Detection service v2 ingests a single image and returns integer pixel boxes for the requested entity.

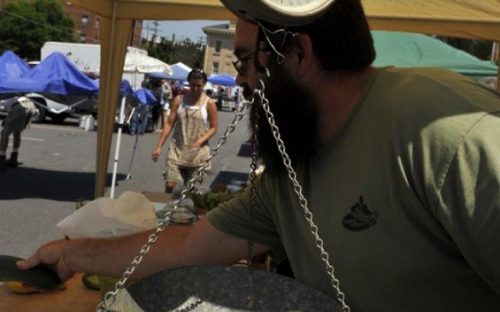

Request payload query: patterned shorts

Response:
[164,161,200,185]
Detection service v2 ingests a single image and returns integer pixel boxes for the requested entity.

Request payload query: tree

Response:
[0,0,74,61]
[145,36,205,69]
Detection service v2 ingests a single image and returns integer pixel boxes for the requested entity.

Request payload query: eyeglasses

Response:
[232,49,269,76]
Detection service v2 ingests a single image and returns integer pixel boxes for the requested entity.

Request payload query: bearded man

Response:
[18,0,500,311]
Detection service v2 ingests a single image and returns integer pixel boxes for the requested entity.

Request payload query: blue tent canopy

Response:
[0,51,30,81]
[0,52,98,95]
[373,31,498,79]
[208,74,236,86]
[120,79,133,96]
[133,88,157,105]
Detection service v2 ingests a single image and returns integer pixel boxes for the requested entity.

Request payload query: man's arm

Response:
[17,218,272,281]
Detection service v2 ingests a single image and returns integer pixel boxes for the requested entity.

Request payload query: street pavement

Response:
[0,110,252,258]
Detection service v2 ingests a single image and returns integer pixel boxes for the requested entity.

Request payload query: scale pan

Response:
[127,265,342,311]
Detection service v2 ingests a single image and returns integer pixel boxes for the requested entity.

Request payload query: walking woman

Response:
[152,69,218,193]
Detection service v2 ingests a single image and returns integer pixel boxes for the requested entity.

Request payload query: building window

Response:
[215,40,222,53]
[81,15,88,27]
[212,62,219,74]
[80,33,87,42]
[95,18,100,29]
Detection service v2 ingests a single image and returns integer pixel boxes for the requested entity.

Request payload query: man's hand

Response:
[16,240,75,282]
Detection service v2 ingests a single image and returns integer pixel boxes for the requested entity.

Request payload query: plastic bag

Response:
[56,191,158,239]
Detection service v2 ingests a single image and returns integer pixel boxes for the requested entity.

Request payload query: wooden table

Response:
[0,273,101,312]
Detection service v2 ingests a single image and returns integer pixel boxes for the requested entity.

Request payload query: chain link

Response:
[255,80,351,312]
[97,103,251,312]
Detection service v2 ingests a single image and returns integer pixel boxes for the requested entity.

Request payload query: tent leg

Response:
[110,96,127,199]
[126,132,140,180]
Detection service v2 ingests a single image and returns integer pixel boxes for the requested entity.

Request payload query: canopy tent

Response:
[148,72,170,79]
[0,52,98,95]
[131,88,157,106]
[0,51,30,81]
[165,62,192,81]
[67,0,500,197]
[208,73,236,86]
[119,79,133,96]
[123,53,172,75]
[122,52,172,89]
[373,31,498,79]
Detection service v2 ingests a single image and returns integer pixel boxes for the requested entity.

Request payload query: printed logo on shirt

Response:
[342,196,378,231]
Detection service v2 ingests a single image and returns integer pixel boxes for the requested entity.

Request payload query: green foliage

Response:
[0,0,75,60]
[190,186,244,211]
[145,36,206,69]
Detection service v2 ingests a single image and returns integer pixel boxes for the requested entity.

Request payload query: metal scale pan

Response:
[126,265,342,311]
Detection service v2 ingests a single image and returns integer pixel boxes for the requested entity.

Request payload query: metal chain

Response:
[97,103,251,312]
[255,80,351,312]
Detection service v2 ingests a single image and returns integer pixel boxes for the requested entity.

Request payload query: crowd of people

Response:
[14,0,500,311]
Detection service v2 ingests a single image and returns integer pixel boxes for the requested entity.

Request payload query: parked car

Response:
[0,93,97,123]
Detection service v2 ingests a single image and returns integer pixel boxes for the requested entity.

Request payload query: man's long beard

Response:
[247,64,317,176]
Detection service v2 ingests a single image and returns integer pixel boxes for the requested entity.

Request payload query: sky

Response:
[143,20,229,43]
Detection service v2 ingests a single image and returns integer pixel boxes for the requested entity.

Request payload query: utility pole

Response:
[143,22,155,44]
[148,20,160,44]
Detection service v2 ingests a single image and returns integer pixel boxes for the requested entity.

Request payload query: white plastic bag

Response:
[56,191,158,239]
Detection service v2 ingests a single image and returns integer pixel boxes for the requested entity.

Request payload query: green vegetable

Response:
[189,186,244,211]
[81,273,101,290]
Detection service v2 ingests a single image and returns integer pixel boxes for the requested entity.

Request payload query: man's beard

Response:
[246,64,318,176]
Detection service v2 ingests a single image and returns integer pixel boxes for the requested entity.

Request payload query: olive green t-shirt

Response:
[208,67,500,312]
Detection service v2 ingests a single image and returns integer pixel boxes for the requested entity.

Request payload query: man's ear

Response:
[291,34,315,78]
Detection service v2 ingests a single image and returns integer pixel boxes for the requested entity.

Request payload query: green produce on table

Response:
[190,184,245,211]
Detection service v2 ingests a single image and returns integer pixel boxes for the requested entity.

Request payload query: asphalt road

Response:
[0,110,252,258]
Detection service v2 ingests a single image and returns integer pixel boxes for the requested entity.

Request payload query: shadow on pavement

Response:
[237,141,252,158]
[0,167,126,202]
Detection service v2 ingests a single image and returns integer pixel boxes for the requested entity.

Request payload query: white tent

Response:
[166,62,192,81]
[124,53,172,75]
[122,53,173,89]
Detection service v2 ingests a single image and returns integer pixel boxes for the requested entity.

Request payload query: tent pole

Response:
[126,131,141,180]
[110,96,127,199]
